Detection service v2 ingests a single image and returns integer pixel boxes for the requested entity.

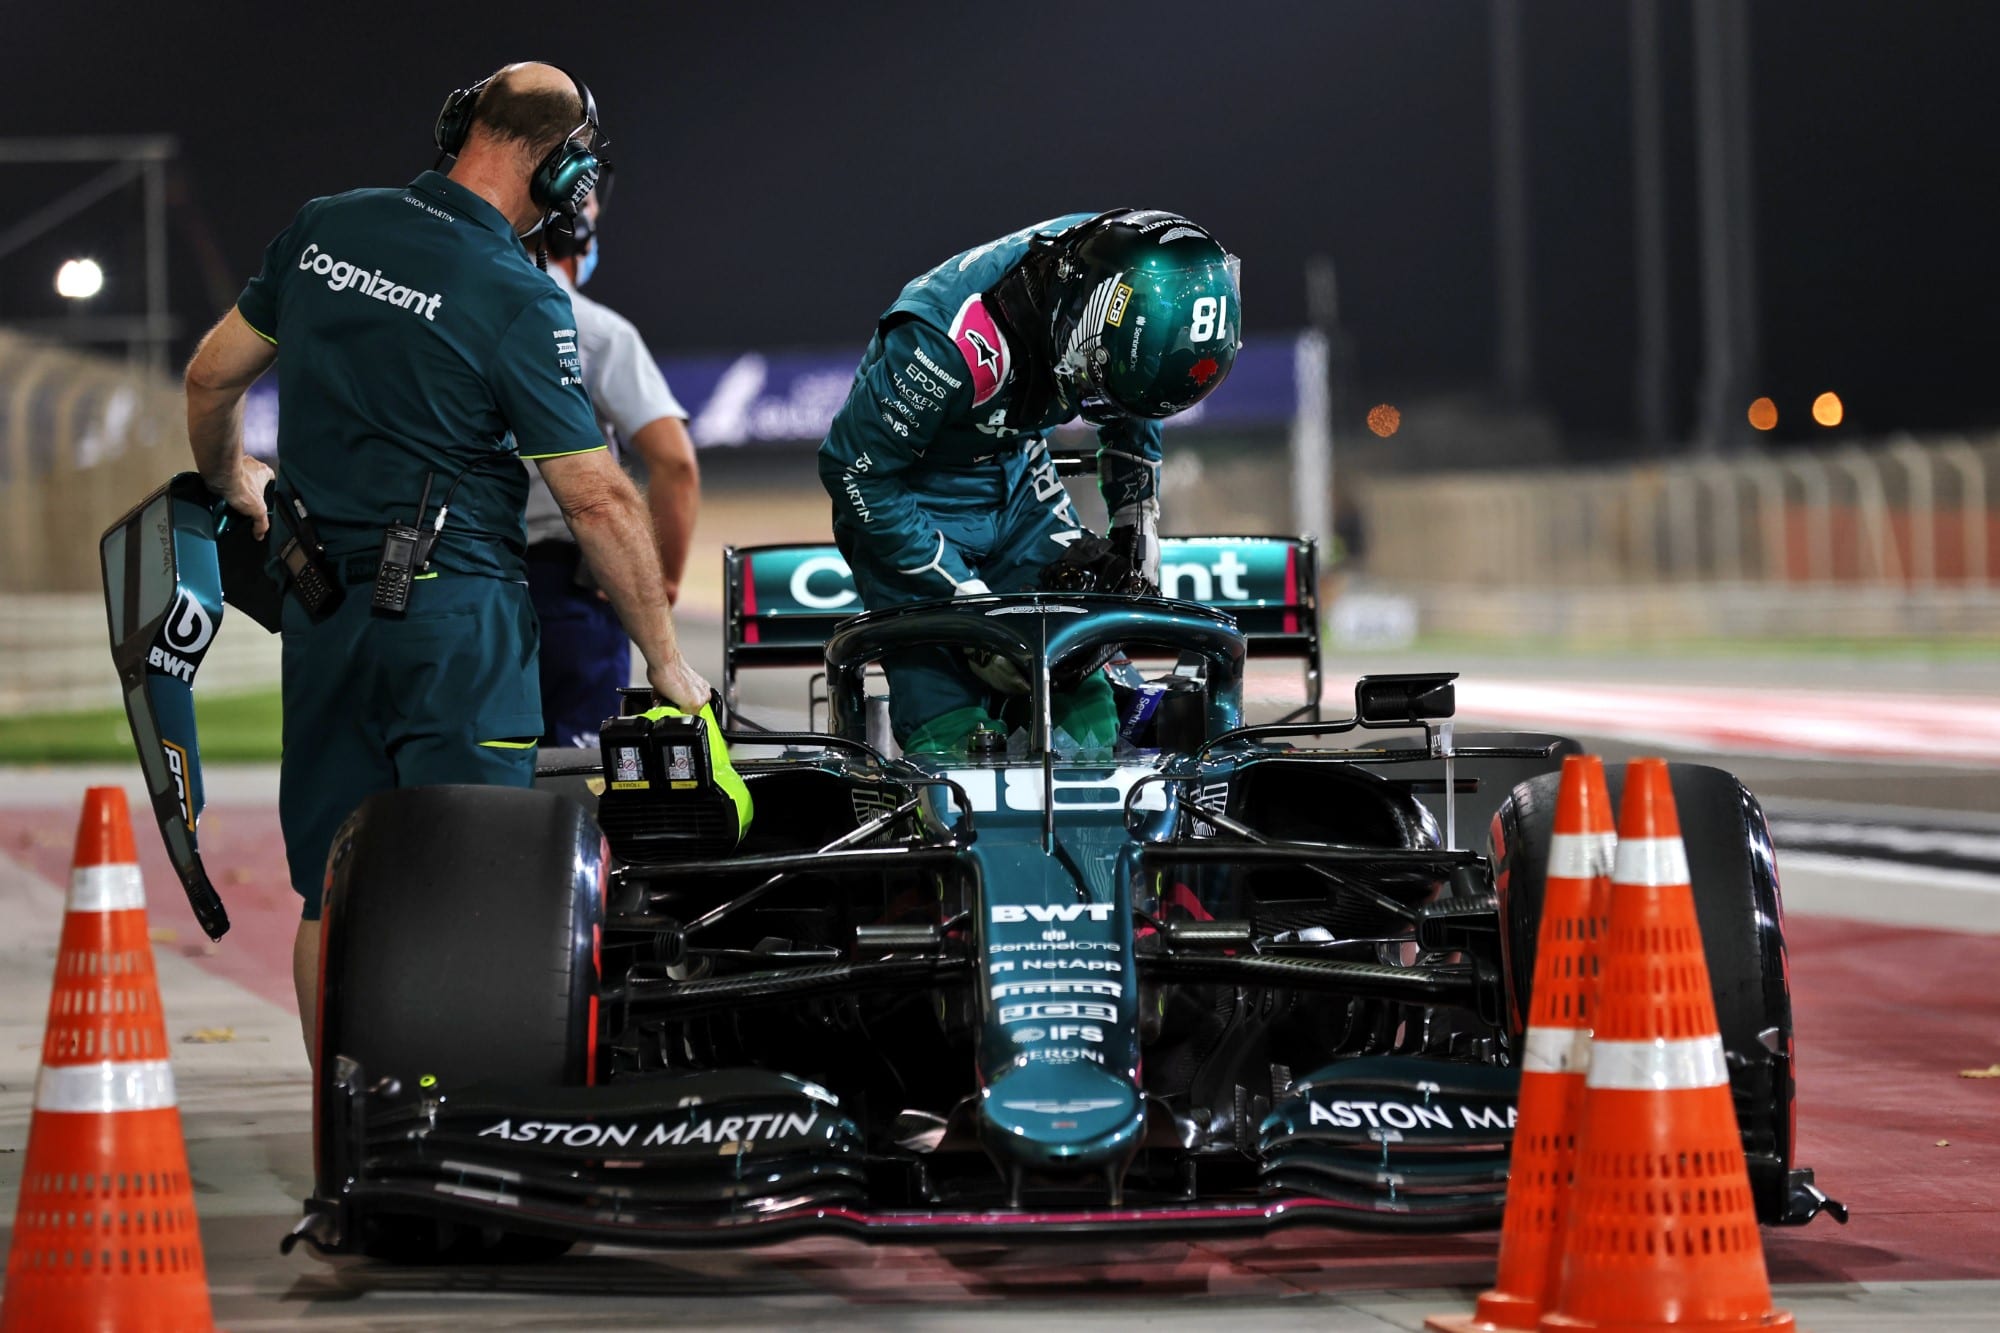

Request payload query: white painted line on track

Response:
[1454,680,2000,768]
[1240,662,2000,768]
[1777,851,2000,933]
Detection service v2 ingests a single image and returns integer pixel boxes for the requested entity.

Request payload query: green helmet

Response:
[1046,210,1242,420]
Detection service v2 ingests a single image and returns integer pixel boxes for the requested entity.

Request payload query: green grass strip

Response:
[0,690,284,764]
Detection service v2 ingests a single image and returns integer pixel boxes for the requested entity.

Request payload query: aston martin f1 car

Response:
[98,491,1838,1261]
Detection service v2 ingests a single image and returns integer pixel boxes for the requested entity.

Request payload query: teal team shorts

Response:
[279,574,542,919]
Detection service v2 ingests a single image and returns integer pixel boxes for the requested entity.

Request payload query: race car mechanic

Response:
[182,61,709,1051]
[816,210,1241,755]
[520,184,701,748]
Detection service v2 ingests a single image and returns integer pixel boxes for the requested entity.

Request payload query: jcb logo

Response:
[992,904,1116,925]
[999,1002,1118,1025]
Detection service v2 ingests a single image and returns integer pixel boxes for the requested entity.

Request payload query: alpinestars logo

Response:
[964,328,1000,374]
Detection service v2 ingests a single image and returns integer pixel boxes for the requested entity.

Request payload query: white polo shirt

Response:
[523,265,688,546]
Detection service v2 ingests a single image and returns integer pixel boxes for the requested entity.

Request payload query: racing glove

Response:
[1108,499,1160,595]
[1039,530,1150,597]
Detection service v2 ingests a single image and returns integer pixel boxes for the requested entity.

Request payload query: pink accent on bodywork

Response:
[948,294,1011,407]
[1283,544,1300,634]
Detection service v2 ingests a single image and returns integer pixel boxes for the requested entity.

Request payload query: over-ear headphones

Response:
[433,66,606,222]
[546,205,593,260]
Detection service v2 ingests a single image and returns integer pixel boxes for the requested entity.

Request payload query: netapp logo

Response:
[297,243,443,321]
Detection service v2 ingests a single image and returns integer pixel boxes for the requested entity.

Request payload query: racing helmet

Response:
[1043,210,1242,421]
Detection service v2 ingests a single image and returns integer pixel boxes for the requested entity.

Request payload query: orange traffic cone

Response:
[1429,755,1615,1333]
[1539,759,1790,1332]
[1,787,214,1333]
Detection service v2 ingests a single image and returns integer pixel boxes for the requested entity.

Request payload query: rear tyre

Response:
[317,784,605,1262]
[1490,763,1797,1222]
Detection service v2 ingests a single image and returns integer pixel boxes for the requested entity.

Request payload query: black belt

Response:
[340,555,381,585]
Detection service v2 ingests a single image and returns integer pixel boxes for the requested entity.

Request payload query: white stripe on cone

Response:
[1611,836,1690,888]
[1520,1024,1591,1076]
[68,862,146,912]
[35,1059,178,1113]
[1548,831,1616,880]
[1586,1035,1728,1091]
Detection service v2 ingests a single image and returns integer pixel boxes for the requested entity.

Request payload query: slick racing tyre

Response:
[1490,762,1797,1223]
[317,784,605,1262]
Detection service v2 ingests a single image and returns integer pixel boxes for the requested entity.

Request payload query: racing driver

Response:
[817,210,1241,755]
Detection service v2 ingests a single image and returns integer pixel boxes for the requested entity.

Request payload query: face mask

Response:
[576,240,599,287]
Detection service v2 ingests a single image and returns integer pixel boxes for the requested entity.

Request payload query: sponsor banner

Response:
[1263,1057,1522,1149]
[240,334,1304,457]
[469,1107,840,1156]
[742,539,1304,625]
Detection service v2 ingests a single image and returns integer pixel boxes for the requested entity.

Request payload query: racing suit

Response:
[817,215,1163,753]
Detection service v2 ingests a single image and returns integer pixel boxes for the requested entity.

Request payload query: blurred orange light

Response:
[1366,403,1401,438]
[1812,391,1844,427]
[1747,396,1778,431]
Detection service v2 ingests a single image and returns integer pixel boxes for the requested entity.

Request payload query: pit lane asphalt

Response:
[0,641,1995,1330]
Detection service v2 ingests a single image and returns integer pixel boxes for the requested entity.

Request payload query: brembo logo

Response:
[297,243,444,321]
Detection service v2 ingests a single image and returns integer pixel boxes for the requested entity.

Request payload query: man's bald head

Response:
[467,62,588,159]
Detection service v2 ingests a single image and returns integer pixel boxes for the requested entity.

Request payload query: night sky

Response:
[7,0,1998,452]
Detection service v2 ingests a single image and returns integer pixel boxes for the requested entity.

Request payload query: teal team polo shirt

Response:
[237,171,605,580]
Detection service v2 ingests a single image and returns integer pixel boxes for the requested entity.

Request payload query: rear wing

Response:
[721,535,1323,718]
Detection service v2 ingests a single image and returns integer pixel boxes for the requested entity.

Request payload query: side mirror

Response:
[1354,672,1457,725]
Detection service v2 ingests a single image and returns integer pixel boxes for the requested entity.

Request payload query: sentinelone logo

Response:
[297,243,442,322]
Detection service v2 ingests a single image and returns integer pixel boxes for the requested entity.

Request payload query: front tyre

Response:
[316,784,605,1261]
[1491,763,1797,1223]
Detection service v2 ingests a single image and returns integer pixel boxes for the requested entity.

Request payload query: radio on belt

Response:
[596,708,740,862]
[371,473,441,615]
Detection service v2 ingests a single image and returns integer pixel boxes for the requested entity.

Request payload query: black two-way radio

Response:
[371,473,438,615]
[273,484,344,621]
